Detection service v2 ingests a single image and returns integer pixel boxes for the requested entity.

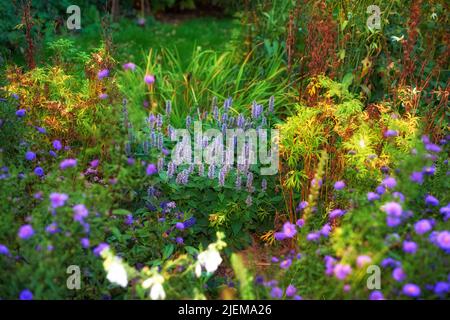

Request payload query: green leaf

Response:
[112,209,131,215]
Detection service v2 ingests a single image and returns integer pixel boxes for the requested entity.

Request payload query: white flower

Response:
[104,257,128,288]
[391,35,404,42]
[195,245,223,277]
[142,273,166,300]
[431,12,437,20]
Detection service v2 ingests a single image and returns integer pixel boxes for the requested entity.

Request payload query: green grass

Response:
[49,16,241,69]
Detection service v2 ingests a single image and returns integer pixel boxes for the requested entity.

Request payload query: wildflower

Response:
[329,209,345,219]
[434,282,449,295]
[122,62,136,71]
[144,74,155,84]
[73,204,89,222]
[391,35,404,42]
[334,180,346,190]
[25,151,36,161]
[425,143,441,153]
[176,237,184,245]
[195,245,223,277]
[97,69,109,80]
[183,217,196,229]
[34,167,44,177]
[375,185,386,195]
[333,264,352,280]
[422,166,436,175]
[93,243,109,256]
[296,201,308,212]
[410,171,423,184]
[52,140,62,151]
[49,150,57,157]
[392,267,406,282]
[0,244,9,255]
[382,202,402,217]
[414,219,433,235]
[80,238,90,249]
[381,177,397,189]
[104,256,128,288]
[270,287,283,299]
[245,195,252,206]
[296,219,305,228]
[280,259,292,269]
[403,241,418,254]
[321,224,332,237]
[18,224,34,239]
[274,232,287,241]
[311,178,322,187]
[99,93,108,100]
[146,163,157,176]
[384,129,398,137]
[306,232,321,242]
[435,231,450,250]
[175,222,185,230]
[49,193,68,208]
[45,222,59,234]
[286,285,297,297]
[367,192,380,202]
[60,158,77,170]
[356,255,372,268]
[402,283,421,297]
[19,289,33,300]
[369,291,384,300]
[282,222,297,238]
[425,195,439,206]
[16,109,26,117]
[142,273,166,300]
[386,216,401,227]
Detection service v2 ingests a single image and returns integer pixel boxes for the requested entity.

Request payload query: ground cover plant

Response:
[0,0,448,302]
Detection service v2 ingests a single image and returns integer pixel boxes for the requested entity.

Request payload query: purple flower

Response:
[282,222,297,238]
[49,193,68,208]
[183,217,196,228]
[386,216,401,227]
[384,129,398,137]
[19,289,33,300]
[81,238,90,249]
[425,143,441,153]
[369,291,384,300]
[97,69,109,80]
[73,204,89,222]
[25,151,36,161]
[333,264,352,280]
[0,244,9,255]
[122,62,136,71]
[144,74,155,84]
[296,201,308,212]
[34,167,44,177]
[270,287,283,299]
[436,231,450,250]
[49,150,57,157]
[18,224,34,239]
[402,283,421,297]
[306,232,321,242]
[410,171,423,184]
[381,177,397,189]
[334,181,346,190]
[381,257,401,268]
[16,109,26,117]
[286,285,297,297]
[422,166,435,175]
[35,126,46,134]
[425,195,439,206]
[434,282,449,295]
[414,219,433,235]
[321,224,332,237]
[375,185,386,195]
[296,219,305,228]
[274,232,287,241]
[99,93,108,100]
[329,209,345,220]
[60,158,77,170]
[367,192,380,202]
[280,259,292,269]
[93,243,109,256]
[392,267,406,282]
[146,163,157,175]
[403,241,418,254]
[175,222,185,230]
[356,255,372,268]
[52,140,62,151]
[45,222,59,234]
[176,237,184,245]
[124,214,134,225]
[382,202,402,217]
[90,159,99,168]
